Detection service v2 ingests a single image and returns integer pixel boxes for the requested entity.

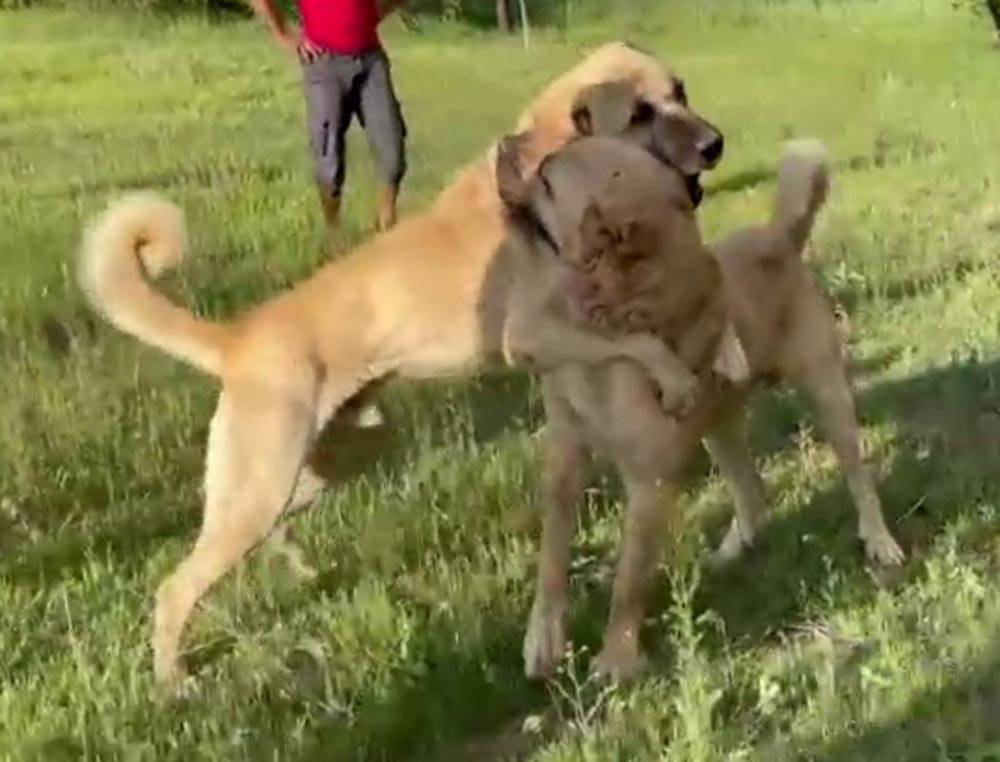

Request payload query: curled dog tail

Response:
[771,139,830,255]
[80,193,229,377]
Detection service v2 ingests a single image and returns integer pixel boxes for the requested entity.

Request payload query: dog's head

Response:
[569,79,722,207]
[496,134,696,269]
[496,134,748,381]
[513,43,723,207]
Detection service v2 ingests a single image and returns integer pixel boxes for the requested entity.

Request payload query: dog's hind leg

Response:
[703,399,768,566]
[790,344,905,566]
[153,384,316,689]
[264,460,330,582]
[265,380,371,579]
[524,380,588,679]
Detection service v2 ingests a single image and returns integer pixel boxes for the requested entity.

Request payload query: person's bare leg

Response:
[316,185,343,251]
[376,183,398,232]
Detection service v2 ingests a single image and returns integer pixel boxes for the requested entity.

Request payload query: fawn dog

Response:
[79,44,728,687]
[499,136,904,680]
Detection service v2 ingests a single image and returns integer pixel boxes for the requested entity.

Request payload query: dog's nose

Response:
[698,134,724,166]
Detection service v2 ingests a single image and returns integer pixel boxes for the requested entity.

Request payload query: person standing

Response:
[250,0,408,241]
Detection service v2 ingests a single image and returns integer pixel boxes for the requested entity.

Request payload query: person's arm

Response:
[378,0,406,20]
[249,0,297,54]
[249,0,321,58]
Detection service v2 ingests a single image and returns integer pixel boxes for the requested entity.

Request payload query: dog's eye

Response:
[630,100,655,125]
[672,78,688,106]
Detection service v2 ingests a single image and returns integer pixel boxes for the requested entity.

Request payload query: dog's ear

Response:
[571,81,636,137]
[495,133,529,209]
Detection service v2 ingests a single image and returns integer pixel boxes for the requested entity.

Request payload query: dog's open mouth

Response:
[684,174,704,208]
[644,144,705,208]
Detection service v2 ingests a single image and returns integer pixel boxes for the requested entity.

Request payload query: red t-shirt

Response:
[299,0,381,55]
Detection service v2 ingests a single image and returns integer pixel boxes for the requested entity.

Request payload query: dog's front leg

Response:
[503,313,696,413]
[593,472,676,681]
[523,382,588,679]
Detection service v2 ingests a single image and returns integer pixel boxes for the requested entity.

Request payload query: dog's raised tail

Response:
[771,139,829,254]
[80,193,228,377]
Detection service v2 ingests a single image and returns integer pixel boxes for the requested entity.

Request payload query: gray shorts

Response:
[302,48,407,196]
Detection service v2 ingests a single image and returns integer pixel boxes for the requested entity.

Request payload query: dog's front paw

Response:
[625,335,697,415]
[862,528,905,566]
[154,662,196,700]
[523,599,567,679]
[707,517,754,568]
[591,633,647,682]
[655,368,699,416]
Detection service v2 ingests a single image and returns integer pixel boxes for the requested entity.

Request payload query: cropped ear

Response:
[570,80,636,137]
[495,133,530,209]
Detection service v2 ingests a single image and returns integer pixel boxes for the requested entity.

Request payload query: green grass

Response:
[2,1,1000,759]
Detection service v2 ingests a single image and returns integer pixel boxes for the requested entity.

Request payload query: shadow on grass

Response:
[307,372,542,488]
[0,373,540,590]
[10,349,1000,758]
[813,649,1000,761]
[174,600,553,762]
[688,355,1000,648]
[286,610,551,761]
[281,355,1000,758]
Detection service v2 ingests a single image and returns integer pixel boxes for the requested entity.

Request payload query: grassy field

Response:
[3,1,1000,759]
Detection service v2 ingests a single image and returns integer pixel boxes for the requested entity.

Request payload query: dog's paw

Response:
[154,665,197,701]
[523,600,567,679]
[656,369,699,417]
[591,636,647,682]
[265,525,318,582]
[863,529,905,566]
[707,518,753,568]
[351,401,386,429]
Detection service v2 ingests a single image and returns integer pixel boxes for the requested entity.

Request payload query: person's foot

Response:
[317,186,343,252]
[376,184,398,232]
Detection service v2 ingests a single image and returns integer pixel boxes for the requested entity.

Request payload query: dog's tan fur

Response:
[79,44,727,688]
[521,142,905,680]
